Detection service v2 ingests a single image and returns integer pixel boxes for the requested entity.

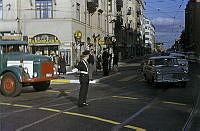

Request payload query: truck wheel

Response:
[0,72,22,97]
[33,81,50,91]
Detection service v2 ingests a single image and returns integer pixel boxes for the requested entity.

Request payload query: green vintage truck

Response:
[0,40,58,97]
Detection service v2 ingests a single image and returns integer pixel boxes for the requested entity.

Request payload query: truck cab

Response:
[0,40,58,97]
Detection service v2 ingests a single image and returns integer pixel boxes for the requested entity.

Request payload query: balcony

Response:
[87,0,99,14]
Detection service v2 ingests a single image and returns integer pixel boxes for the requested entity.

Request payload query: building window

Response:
[108,0,112,12]
[0,0,2,19]
[76,3,80,21]
[145,38,150,40]
[88,14,91,25]
[36,0,53,19]
[98,13,102,28]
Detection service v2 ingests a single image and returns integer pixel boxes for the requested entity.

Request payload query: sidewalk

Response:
[51,57,143,84]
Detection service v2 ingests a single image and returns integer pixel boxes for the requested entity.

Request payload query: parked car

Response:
[143,56,189,87]
[0,40,58,97]
[169,53,189,73]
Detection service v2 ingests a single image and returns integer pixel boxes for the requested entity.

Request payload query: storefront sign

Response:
[2,36,23,41]
[28,34,61,44]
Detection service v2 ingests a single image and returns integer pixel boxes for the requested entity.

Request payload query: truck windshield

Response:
[2,45,28,53]
[155,58,178,66]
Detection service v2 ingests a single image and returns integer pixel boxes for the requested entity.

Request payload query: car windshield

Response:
[154,58,178,66]
[2,45,28,53]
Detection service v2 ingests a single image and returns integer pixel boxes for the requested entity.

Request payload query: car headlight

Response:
[33,72,38,77]
[156,70,161,74]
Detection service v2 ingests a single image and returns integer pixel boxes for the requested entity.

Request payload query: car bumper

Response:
[23,75,59,83]
[154,79,189,83]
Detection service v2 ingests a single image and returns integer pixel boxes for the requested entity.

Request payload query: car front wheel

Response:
[0,72,22,97]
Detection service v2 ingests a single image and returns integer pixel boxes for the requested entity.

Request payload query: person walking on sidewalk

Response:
[102,48,109,76]
[88,49,97,80]
[58,52,66,75]
[77,50,90,107]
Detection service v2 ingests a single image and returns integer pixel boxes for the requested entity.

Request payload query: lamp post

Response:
[74,30,82,59]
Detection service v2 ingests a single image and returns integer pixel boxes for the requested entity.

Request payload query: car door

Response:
[145,59,153,80]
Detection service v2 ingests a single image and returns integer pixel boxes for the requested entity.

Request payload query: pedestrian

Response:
[109,53,112,71]
[113,45,119,72]
[58,52,66,75]
[93,51,97,73]
[96,53,102,70]
[77,50,90,107]
[88,49,96,80]
[102,48,109,76]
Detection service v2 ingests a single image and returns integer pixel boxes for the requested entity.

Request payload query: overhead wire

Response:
[144,0,187,46]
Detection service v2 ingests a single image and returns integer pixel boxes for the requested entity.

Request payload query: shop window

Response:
[0,0,2,19]
[98,13,102,28]
[35,0,53,19]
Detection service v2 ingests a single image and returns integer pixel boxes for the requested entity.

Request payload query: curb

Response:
[51,72,121,84]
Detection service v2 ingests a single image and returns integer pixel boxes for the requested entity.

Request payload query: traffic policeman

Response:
[77,50,90,107]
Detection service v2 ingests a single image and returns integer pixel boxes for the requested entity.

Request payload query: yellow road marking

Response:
[51,82,67,85]
[124,125,146,131]
[119,75,136,82]
[38,107,61,112]
[63,112,145,131]
[112,96,139,100]
[13,104,33,108]
[0,102,11,106]
[163,101,187,106]
[51,80,70,83]
[64,111,120,124]
[47,90,70,93]
[0,102,146,130]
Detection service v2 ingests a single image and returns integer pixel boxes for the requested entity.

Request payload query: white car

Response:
[169,53,189,73]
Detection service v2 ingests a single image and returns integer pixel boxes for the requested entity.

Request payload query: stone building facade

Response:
[185,0,200,53]
[0,0,110,69]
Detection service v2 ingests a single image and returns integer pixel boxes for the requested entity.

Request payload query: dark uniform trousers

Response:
[77,59,89,106]
[78,74,89,104]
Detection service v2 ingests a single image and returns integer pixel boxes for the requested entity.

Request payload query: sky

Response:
[144,0,189,49]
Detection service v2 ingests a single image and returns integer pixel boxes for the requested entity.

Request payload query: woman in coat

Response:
[58,52,66,75]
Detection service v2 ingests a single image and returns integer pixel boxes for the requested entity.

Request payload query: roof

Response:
[0,41,28,45]
[150,56,176,59]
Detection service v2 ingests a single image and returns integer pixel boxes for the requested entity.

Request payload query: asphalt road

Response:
[0,62,200,131]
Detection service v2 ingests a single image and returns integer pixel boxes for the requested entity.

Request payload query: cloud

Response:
[152,17,181,26]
